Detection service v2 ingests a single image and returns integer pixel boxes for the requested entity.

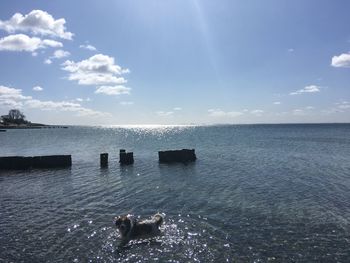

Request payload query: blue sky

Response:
[0,0,349,125]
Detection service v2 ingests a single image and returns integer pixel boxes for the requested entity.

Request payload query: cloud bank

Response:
[0,85,109,117]
[0,10,73,40]
[156,111,174,117]
[208,109,243,118]
[0,34,62,52]
[95,86,131,96]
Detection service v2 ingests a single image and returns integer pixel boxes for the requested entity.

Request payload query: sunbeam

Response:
[191,0,222,86]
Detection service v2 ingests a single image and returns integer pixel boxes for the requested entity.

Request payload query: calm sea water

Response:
[1,124,350,262]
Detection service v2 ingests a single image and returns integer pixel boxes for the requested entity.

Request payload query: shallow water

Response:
[1,124,350,262]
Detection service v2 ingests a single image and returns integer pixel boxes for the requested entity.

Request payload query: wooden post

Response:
[100,153,108,167]
[119,149,134,165]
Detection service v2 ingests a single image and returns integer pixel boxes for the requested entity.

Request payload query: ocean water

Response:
[1,124,350,262]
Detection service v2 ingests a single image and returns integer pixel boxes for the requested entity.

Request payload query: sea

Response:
[0,124,350,262]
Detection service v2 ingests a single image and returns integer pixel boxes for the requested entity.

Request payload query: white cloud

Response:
[25,99,81,111]
[322,101,350,114]
[289,85,321,95]
[0,34,62,52]
[75,108,110,117]
[173,107,182,111]
[44,58,52,64]
[208,109,243,118]
[273,101,281,105]
[52,49,70,59]
[41,39,63,48]
[69,74,127,86]
[0,86,22,95]
[0,85,31,108]
[331,53,350,68]
[293,109,304,115]
[288,48,294,52]
[33,86,43,91]
[156,111,174,117]
[291,106,315,115]
[44,49,70,64]
[251,109,264,116]
[0,86,32,101]
[75,98,91,102]
[0,85,109,117]
[62,54,129,86]
[0,10,73,40]
[24,99,110,117]
[336,101,350,110]
[120,101,134,105]
[80,44,97,51]
[95,85,131,96]
[0,99,21,108]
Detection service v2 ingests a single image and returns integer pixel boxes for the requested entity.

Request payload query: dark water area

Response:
[1,124,350,262]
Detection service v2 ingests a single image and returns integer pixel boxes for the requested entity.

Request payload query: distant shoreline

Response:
[1,123,350,130]
[0,124,68,130]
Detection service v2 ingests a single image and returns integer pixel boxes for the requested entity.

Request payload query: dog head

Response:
[114,215,134,237]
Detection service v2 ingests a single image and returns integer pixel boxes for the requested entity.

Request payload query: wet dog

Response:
[114,213,163,246]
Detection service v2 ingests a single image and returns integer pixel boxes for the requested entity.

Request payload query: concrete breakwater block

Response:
[119,149,134,165]
[0,155,72,170]
[158,149,196,163]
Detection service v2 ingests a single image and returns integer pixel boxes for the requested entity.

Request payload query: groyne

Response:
[1,149,197,170]
[0,155,72,170]
[158,149,196,163]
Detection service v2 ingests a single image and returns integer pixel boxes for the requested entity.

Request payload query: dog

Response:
[114,213,163,246]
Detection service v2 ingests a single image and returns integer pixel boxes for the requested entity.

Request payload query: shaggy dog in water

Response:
[114,213,163,246]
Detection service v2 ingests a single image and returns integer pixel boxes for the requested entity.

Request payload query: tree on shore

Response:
[1,109,28,125]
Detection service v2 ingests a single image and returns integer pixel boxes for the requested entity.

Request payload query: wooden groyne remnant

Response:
[0,155,72,170]
[119,149,134,165]
[0,149,197,170]
[100,153,108,167]
[158,149,196,163]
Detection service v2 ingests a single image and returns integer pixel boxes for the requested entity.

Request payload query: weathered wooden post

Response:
[119,149,134,165]
[32,155,72,168]
[126,152,134,164]
[0,155,72,170]
[100,153,108,167]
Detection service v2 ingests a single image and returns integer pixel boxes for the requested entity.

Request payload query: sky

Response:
[0,0,349,125]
